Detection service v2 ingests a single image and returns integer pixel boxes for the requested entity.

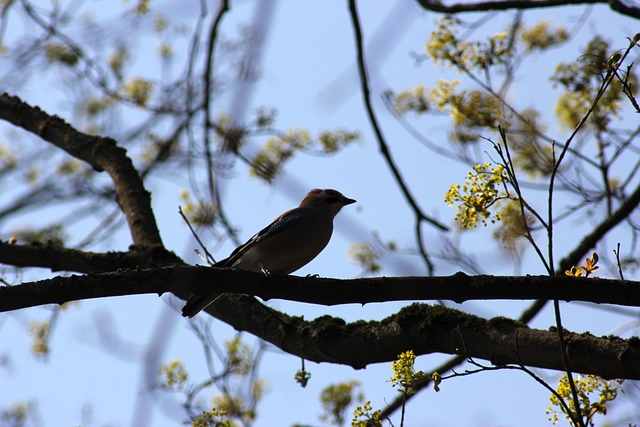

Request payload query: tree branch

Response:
[0,241,181,274]
[2,267,640,311]
[415,0,640,19]
[0,93,162,247]
[204,294,640,380]
[2,266,640,379]
[1,265,639,379]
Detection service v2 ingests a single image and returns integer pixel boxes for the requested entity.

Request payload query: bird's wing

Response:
[215,207,311,268]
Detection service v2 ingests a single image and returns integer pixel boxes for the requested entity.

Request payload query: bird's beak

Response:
[343,196,356,205]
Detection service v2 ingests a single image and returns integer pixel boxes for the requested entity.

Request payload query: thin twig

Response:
[543,41,640,427]
[495,128,551,273]
[179,206,216,264]
[347,0,446,275]
[613,63,640,113]
[199,0,242,248]
[614,242,625,280]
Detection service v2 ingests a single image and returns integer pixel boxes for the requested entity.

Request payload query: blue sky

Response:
[1,1,640,426]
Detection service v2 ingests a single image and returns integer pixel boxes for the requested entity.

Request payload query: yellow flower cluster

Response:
[547,373,623,426]
[389,350,424,394]
[429,80,461,112]
[445,163,507,228]
[294,368,311,388]
[352,401,382,427]
[29,320,50,359]
[432,372,442,392]
[425,17,512,70]
[44,43,79,66]
[320,380,363,426]
[492,200,532,253]
[224,337,253,375]
[424,16,461,68]
[393,86,430,114]
[520,21,569,52]
[250,129,311,182]
[250,128,359,182]
[212,394,252,422]
[450,90,505,128]
[318,129,361,153]
[158,359,188,390]
[123,77,154,107]
[192,409,231,427]
[348,242,381,274]
[551,36,636,130]
[180,189,217,227]
[429,80,506,139]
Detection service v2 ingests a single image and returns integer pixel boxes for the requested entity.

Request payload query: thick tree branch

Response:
[210,296,640,379]
[2,268,639,378]
[203,291,640,380]
[2,267,640,312]
[415,0,640,19]
[0,241,182,274]
[0,93,162,247]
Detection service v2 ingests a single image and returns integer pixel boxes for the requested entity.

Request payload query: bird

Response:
[181,188,356,318]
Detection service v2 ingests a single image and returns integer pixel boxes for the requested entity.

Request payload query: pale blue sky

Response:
[1,1,639,426]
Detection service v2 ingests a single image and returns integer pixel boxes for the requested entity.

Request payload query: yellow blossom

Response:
[390,350,424,394]
[445,163,508,228]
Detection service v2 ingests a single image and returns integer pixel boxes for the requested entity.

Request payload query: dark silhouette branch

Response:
[210,295,640,380]
[3,267,640,312]
[0,241,181,274]
[0,93,162,247]
[347,0,448,233]
[347,0,447,276]
[2,266,639,379]
[414,0,640,19]
[201,0,241,244]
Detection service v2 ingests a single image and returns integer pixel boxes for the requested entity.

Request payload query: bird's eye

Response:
[323,190,342,203]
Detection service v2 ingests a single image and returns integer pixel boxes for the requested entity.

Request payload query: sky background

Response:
[1,1,640,426]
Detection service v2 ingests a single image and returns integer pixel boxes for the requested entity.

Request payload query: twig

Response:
[613,62,640,113]
[614,242,625,280]
[548,129,582,424]
[347,0,447,275]
[495,128,551,273]
[178,206,216,265]
[200,0,243,247]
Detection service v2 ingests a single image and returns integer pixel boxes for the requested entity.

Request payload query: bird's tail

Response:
[181,292,222,318]
[182,258,230,318]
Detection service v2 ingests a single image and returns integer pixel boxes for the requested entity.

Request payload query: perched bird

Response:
[181,188,356,318]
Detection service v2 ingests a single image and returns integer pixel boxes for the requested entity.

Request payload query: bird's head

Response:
[301,188,356,217]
